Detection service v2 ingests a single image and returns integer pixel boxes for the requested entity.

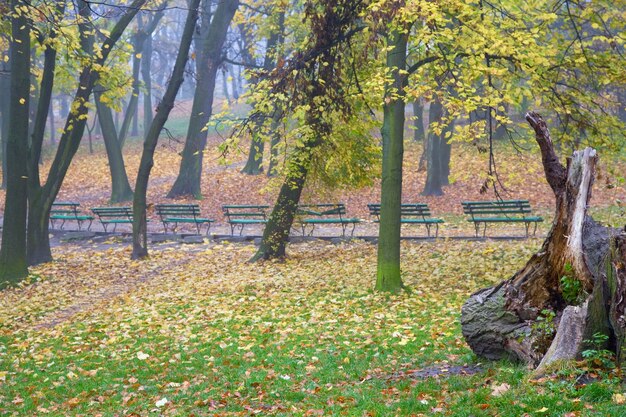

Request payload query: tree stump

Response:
[461,112,626,369]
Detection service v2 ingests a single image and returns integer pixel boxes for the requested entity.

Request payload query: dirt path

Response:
[32,247,200,330]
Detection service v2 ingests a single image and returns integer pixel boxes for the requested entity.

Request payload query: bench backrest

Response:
[51,202,81,216]
[92,207,133,219]
[155,204,201,218]
[367,203,431,219]
[297,203,347,217]
[462,200,533,218]
[222,205,269,220]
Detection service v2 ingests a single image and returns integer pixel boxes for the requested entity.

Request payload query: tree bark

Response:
[25,0,147,266]
[422,99,445,196]
[132,0,200,259]
[120,9,165,147]
[461,112,622,370]
[94,86,134,203]
[241,10,285,176]
[376,28,408,293]
[0,0,31,285]
[141,33,154,134]
[250,137,317,262]
[0,49,10,190]
[167,0,239,199]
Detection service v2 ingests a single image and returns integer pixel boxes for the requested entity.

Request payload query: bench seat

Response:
[156,204,214,235]
[50,202,94,231]
[297,204,360,236]
[462,200,543,237]
[367,203,444,237]
[468,216,542,223]
[223,205,269,235]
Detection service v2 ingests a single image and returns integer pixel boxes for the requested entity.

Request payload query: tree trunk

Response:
[120,9,165,147]
[25,0,147,266]
[167,0,239,199]
[0,51,10,190]
[422,99,445,196]
[132,0,200,259]
[250,138,316,262]
[376,29,408,293]
[25,2,64,266]
[241,11,285,176]
[141,34,154,134]
[241,134,265,175]
[94,87,134,203]
[0,0,31,285]
[49,100,56,145]
[461,112,623,370]
[412,99,425,143]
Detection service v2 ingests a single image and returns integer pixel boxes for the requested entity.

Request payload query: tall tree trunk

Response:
[26,2,64,265]
[120,9,165,148]
[94,87,134,202]
[49,99,56,145]
[0,0,31,285]
[412,99,425,142]
[422,99,445,196]
[461,112,624,371]
[25,0,147,266]
[167,0,239,199]
[221,67,231,104]
[375,29,408,293]
[241,11,285,176]
[142,34,154,134]
[132,0,200,259]
[0,51,10,189]
[267,116,282,177]
[250,137,318,261]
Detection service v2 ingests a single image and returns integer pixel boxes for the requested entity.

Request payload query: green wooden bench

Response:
[50,202,94,231]
[297,203,361,237]
[222,205,269,235]
[367,203,444,237]
[91,207,133,232]
[155,204,214,235]
[462,200,543,237]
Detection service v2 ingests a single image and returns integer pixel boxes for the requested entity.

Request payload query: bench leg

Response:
[473,222,480,237]
[102,223,108,233]
[483,222,487,238]
[229,223,235,236]
[206,222,211,237]
[350,222,357,237]
[533,222,538,236]
[425,224,431,237]
[195,222,201,235]
[525,222,530,237]
[238,224,245,236]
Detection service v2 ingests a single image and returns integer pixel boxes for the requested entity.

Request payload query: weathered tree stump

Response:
[461,112,626,370]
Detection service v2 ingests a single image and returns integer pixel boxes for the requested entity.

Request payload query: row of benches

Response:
[50,200,543,237]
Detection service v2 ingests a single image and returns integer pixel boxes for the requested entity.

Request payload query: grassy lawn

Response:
[0,239,624,416]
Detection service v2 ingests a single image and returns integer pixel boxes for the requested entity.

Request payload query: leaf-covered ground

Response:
[1,116,624,235]
[1,239,625,416]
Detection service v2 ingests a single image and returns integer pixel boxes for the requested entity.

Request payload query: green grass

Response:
[0,240,624,416]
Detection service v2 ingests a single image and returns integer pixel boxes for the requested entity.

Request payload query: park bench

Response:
[91,206,133,232]
[155,204,214,235]
[367,203,444,237]
[462,200,543,237]
[222,205,269,235]
[296,203,361,237]
[50,202,94,231]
